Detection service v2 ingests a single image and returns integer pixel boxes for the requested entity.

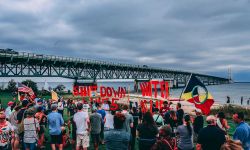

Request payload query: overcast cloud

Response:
[1,0,250,81]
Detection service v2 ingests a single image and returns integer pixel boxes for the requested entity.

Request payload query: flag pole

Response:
[179,74,193,102]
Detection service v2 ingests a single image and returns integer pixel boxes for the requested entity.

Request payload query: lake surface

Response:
[1,81,250,105]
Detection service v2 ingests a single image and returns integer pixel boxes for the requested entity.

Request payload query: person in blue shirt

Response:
[48,103,64,150]
[233,112,250,150]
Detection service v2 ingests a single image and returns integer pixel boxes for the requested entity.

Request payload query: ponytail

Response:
[184,115,192,136]
[186,121,192,136]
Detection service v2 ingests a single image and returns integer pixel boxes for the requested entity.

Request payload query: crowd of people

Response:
[0,98,249,150]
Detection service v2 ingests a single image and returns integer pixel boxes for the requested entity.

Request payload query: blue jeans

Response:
[24,142,36,150]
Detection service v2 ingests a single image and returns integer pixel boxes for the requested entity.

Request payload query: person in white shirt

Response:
[104,111,114,130]
[57,99,64,117]
[5,101,14,120]
[73,103,90,150]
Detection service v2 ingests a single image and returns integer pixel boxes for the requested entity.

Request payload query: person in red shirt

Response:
[160,101,170,116]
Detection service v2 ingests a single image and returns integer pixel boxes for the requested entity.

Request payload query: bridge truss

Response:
[0,52,229,85]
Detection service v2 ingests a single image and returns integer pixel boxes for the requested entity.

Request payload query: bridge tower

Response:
[228,67,233,83]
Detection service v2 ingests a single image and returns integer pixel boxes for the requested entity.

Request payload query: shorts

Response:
[50,134,63,144]
[91,133,100,144]
[76,134,89,148]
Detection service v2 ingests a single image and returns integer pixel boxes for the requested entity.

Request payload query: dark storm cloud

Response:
[1,0,250,81]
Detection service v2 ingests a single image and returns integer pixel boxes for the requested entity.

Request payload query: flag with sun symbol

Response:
[181,74,214,115]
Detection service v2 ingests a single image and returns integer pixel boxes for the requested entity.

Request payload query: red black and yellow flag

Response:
[181,74,214,115]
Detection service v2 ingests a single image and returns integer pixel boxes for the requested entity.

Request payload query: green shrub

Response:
[211,104,250,120]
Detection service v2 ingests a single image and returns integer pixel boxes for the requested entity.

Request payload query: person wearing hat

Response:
[23,108,40,150]
[0,111,14,149]
[5,101,14,120]
[47,103,64,150]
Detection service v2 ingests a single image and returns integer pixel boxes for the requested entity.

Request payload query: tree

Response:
[7,79,17,92]
[21,79,38,94]
[54,84,66,92]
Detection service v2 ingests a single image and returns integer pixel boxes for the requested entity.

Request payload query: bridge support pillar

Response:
[173,79,178,88]
[134,80,139,93]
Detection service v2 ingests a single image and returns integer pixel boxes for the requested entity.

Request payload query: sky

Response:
[1,0,250,81]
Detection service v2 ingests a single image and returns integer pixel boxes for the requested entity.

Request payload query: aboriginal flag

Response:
[181,74,214,115]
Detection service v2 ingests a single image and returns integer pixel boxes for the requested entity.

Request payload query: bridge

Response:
[0,50,229,88]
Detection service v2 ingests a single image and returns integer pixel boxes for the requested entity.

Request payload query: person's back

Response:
[104,112,130,150]
[23,117,39,144]
[90,112,102,134]
[153,113,164,127]
[104,111,114,130]
[193,115,204,134]
[122,110,133,133]
[105,129,130,150]
[73,111,89,134]
[177,124,194,150]
[197,124,226,150]
[48,111,64,135]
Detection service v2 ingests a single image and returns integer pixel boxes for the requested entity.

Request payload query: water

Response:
[1,81,250,105]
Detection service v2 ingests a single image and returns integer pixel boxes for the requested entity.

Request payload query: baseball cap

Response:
[8,101,14,106]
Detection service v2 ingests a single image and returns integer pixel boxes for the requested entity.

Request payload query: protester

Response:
[151,125,177,150]
[35,106,47,149]
[17,100,29,149]
[104,112,130,150]
[104,110,114,131]
[130,106,139,150]
[137,112,158,150]
[5,101,14,120]
[153,108,164,127]
[226,96,230,104]
[232,112,250,150]
[73,103,90,150]
[0,112,14,150]
[160,101,170,116]
[97,103,106,144]
[176,103,184,126]
[67,99,76,117]
[9,106,21,150]
[193,109,204,143]
[23,108,40,150]
[122,105,134,134]
[176,114,194,150]
[90,108,102,150]
[217,112,230,134]
[168,110,178,133]
[196,115,226,150]
[47,103,64,150]
[57,99,64,117]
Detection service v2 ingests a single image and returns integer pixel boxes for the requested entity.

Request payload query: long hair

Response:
[184,114,192,136]
[143,111,155,126]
